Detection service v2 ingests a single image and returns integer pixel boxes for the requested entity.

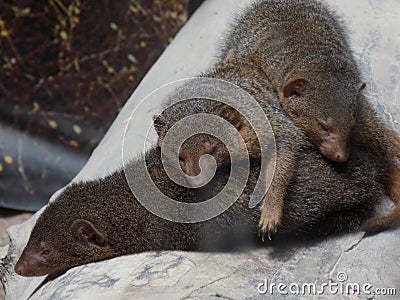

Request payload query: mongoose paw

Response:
[258,207,281,241]
[258,227,277,242]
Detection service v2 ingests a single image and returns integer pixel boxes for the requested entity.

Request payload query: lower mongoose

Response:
[15,137,385,277]
[154,55,399,237]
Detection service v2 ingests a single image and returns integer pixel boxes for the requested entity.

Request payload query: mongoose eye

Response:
[179,156,185,166]
[316,117,334,134]
[41,249,52,256]
[318,121,330,133]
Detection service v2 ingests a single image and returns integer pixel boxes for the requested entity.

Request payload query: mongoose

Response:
[154,55,399,237]
[219,0,363,162]
[217,0,400,233]
[15,137,385,277]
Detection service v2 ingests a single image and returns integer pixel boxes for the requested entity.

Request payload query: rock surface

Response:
[1,0,399,299]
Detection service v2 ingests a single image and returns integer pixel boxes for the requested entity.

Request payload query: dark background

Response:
[0,0,206,211]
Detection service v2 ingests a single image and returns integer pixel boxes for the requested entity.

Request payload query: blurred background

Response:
[0,0,205,212]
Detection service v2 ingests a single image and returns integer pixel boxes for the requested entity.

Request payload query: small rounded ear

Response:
[358,82,366,92]
[280,79,308,98]
[216,104,242,130]
[70,219,106,247]
[153,114,166,137]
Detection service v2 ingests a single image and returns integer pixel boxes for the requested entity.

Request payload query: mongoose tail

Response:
[352,100,400,233]
[362,204,400,234]
[362,128,400,233]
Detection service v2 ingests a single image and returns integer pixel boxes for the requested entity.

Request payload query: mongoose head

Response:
[178,134,230,187]
[14,182,128,277]
[278,73,366,162]
[154,99,250,187]
[15,218,109,277]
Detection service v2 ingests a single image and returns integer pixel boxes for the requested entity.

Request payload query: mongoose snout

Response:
[14,241,58,277]
[316,118,350,162]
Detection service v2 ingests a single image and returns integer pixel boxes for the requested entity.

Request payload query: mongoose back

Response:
[15,137,385,277]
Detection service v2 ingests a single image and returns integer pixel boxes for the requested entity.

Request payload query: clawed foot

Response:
[258,206,281,241]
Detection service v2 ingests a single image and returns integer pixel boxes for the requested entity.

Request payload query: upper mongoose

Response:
[219,0,400,233]
[220,0,364,162]
[154,54,399,237]
[15,136,385,277]
[220,0,400,201]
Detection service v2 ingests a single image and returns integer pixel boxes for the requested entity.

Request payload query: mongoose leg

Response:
[258,154,294,240]
[258,183,284,241]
